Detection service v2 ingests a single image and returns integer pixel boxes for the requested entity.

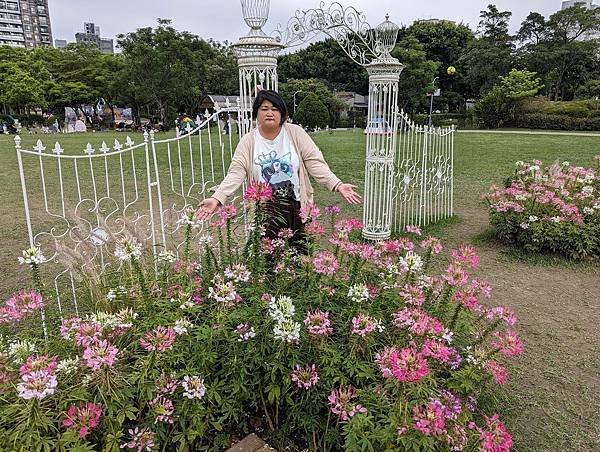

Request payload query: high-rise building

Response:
[561,0,600,40]
[0,0,52,48]
[562,0,598,9]
[75,22,114,54]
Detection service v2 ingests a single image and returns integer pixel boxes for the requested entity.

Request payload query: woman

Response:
[197,90,361,248]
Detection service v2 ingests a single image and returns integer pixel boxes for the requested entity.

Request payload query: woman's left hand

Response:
[337,183,362,205]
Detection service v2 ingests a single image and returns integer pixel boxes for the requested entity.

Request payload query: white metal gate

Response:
[393,111,455,230]
[15,105,242,318]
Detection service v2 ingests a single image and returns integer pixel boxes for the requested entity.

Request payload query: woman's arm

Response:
[211,136,251,205]
[297,127,362,205]
[298,129,342,192]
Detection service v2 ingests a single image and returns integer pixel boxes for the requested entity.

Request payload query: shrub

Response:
[414,113,470,128]
[518,113,600,131]
[1,186,520,451]
[294,93,330,130]
[474,69,543,129]
[486,157,600,259]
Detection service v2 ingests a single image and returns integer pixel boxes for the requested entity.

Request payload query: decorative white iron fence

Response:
[15,105,242,327]
[393,111,455,230]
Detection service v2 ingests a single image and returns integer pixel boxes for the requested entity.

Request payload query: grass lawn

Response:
[1,129,599,450]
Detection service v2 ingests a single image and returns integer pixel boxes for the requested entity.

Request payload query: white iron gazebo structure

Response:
[232,0,285,136]
[235,0,408,240]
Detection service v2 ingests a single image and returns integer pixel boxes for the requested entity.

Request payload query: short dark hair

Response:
[252,90,288,125]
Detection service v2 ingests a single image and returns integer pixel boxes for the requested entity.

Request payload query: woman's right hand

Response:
[196,197,221,220]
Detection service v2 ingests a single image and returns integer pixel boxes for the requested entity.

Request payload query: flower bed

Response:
[1,183,519,451]
[486,157,600,259]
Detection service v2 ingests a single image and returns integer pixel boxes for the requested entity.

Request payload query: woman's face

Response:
[257,100,282,129]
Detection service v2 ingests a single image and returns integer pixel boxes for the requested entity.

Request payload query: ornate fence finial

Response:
[52,142,64,155]
[374,14,399,59]
[14,135,21,149]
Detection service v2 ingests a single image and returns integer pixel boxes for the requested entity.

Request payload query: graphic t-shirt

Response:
[252,127,301,200]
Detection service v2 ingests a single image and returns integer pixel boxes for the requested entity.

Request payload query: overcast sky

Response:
[49,0,564,47]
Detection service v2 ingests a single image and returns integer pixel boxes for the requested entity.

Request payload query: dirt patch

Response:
[447,206,600,451]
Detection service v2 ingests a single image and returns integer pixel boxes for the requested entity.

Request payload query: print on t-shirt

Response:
[254,150,296,199]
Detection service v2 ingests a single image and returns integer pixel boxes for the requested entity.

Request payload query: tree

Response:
[0,63,46,112]
[516,12,549,46]
[278,78,343,125]
[403,21,474,110]
[459,5,514,97]
[278,39,369,94]
[117,19,233,125]
[478,4,513,48]
[390,37,439,112]
[294,93,330,129]
[576,79,600,99]
[474,69,543,128]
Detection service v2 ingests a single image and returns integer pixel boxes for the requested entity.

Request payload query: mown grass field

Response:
[1,128,599,450]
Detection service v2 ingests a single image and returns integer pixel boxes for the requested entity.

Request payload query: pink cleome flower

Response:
[324,204,341,215]
[291,364,320,389]
[62,401,102,439]
[389,347,429,383]
[327,385,367,421]
[121,426,156,451]
[477,414,513,452]
[375,346,398,379]
[312,251,339,276]
[19,354,58,376]
[140,326,177,352]
[150,396,174,424]
[243,181,273,202]
[485,360,508,385]
[451,244,480,269]
[82,340,119,371]
[304,310,333,336]
[299,203,321,222]
[392,307,444,336]
[412,399,447,436]
[74,321,104,348]
[492,330,523,358]
[0,290,44,324]
[351,313,377,337]
[16,370,57,400]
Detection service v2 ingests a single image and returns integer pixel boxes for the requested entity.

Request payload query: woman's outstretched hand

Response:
[196,197,220,220]
[337,183,362,205]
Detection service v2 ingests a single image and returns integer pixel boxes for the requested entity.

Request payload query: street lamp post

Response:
[428,76,439,127]
[292,90,303,117]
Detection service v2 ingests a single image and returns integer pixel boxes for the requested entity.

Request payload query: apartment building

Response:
[0,0,52,48]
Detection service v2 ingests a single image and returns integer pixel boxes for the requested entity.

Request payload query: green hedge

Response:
[413,113,471,128]
[517,113,600,131]
[525,99,600,118]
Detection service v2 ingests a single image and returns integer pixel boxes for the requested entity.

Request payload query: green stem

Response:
[184,224,192,262]
[132,257,150,304]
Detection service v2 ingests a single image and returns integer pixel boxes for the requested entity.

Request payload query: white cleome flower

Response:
[56,356,80,375]
[114,238,143,261]
[182,375,207,399]
[158,250,177,263]
[583,207,595,215]
[520,222,529,229]
[273,319,301,344]
[223,264,251,283]
[173,318,193,335]
[18,246,46,265]
[347,283,370,303]
[268,296,296,323]
[528,215,539,222]
[8,339,37,363]
[398,251,423,273]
